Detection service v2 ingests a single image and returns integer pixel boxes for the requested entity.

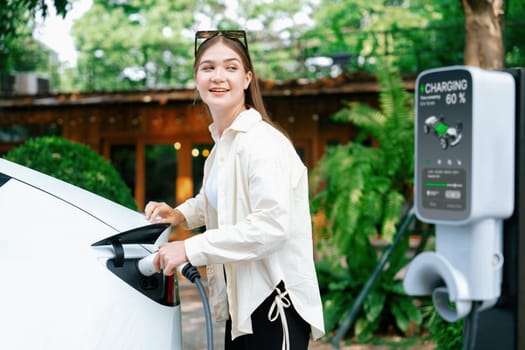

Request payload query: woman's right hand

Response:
[144,201,184,226]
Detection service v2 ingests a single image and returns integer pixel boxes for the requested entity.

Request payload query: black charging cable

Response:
[462,301,481,350]
[178,263,214,350]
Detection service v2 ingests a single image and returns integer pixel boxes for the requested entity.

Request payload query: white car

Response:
[0,158,183,349]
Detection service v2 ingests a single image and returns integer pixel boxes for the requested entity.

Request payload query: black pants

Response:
[224,282,310,350]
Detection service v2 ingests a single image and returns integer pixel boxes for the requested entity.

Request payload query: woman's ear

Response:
[244,71,253,90]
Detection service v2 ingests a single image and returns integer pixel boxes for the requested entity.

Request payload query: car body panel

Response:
[0,159,182,349]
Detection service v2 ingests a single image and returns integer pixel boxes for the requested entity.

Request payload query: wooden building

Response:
[0,74,415,210]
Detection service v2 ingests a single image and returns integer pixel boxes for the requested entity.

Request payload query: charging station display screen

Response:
[416,68,472,221]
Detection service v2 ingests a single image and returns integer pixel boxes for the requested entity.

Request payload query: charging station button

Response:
[445,190,461,200]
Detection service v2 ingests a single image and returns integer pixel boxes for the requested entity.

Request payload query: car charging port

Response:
[106,256,178,306]
[91,223,179,306]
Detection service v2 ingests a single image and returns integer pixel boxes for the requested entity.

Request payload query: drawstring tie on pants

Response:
[268,286,291,350]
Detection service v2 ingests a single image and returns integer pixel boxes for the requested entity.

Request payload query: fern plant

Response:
[310,60,419,340]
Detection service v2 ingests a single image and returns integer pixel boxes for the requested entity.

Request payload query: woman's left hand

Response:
[153,241,188,276]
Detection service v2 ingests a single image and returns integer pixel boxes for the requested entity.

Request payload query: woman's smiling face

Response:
[195,42,252,113]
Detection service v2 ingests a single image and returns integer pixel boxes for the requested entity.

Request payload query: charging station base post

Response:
[470,67,525,350]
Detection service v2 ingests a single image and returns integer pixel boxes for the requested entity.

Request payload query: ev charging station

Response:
[404,66,525,349]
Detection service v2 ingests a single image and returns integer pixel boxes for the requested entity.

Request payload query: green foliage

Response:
[355,234,422,341]
[6,0,519,90]
[3,136,138,210]
[69,0,320,90]
[311,60,414,243]
[311,61,417,340]
[0,0,69,72]
[504,0,525,68]
[237,0,319,81]
[3,27,55,73]
[305,0,466,74]
[3,0,525,89]
[72,0,203,91]
[301,0,522,74]
[427,309,463,350]
[0,0,70,43]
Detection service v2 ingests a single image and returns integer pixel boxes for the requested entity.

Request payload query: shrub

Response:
[3,136,137,210]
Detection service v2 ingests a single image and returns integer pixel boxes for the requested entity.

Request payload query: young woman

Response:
[145,30,324,350]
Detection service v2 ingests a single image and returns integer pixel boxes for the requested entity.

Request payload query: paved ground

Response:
[179,278,436,350]
[179,278,224,350]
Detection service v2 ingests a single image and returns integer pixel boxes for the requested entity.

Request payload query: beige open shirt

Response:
[177,108,325,341]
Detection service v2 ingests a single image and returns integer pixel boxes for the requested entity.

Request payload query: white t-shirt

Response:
[205,153,218,210]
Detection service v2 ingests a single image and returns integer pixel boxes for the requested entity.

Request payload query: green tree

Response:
[302,0,523,75]
[69,0,319,91]
[1,24,55,75]
[303,0,465,74]
[5,0,523,90]
[71,0,222,91]
[235,0,319,80]
[0,0,70,73]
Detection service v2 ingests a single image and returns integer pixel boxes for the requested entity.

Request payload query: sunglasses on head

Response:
[194,30,248,57]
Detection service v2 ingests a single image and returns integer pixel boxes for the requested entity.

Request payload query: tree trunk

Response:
[461,0,505,69]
